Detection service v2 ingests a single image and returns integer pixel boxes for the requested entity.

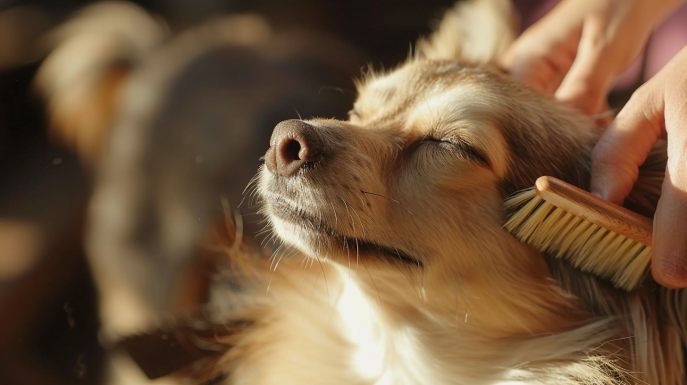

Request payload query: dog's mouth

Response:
[268,199,423,268]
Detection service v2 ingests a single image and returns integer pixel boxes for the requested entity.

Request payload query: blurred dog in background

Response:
[31,1,363,384]
[36,0,361,327]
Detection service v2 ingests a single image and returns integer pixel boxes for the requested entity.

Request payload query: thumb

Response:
[590,84,664,205]
[651,67,687,288]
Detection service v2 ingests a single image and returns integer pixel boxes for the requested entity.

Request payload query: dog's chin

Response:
[266,202,423,269]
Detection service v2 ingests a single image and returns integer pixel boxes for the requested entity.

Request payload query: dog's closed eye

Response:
[420,136,491,169]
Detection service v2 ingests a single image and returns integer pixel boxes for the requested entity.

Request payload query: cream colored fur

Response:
[216,1,686,385]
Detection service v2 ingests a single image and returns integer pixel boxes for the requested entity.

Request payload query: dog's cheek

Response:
[407,147,495,195]
[442,164,498,194]
[394,156,501,239]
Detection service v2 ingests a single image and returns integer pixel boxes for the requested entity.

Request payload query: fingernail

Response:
[591,191,604,199]
[589,188,607,200]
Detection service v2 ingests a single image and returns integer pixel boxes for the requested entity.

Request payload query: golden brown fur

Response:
[211,1,685,384]
[32,0,685,384]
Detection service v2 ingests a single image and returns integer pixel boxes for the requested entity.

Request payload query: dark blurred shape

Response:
[0,62,99,384]
[117,317,243,381]
[0,6,53,71]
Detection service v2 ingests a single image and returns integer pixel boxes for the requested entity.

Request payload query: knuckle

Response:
[623,89,651,116]
[591,139,626,169]
[591,143,612,163]
[631,83,651,100]
[627,83,659,115]
[580,74,606,94]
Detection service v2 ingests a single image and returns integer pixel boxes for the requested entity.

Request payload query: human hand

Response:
[590,45,687,288]
[501,0,684,115]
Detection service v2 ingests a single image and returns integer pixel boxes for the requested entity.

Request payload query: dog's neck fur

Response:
[315,245,616,385]
[351,231,581,336]
[313,207,624,385]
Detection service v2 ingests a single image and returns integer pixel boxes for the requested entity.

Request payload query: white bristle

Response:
[505,188,651,291]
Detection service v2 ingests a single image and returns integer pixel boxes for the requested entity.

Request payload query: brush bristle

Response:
[504,188,651,291]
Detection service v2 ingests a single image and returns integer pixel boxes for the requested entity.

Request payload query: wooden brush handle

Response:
[535,176,653,246]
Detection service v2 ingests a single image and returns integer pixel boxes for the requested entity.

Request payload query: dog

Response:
[34,0,684,384]
[202,1,686,384]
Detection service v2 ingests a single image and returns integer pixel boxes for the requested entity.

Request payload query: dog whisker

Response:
[360,190,413,214]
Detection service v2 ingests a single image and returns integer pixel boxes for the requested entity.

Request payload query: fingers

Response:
[590,83,664,204]
[501,23,581,94]
[501,46,572,94]
[554,38,614,115]
[500,1,584,94]
[505,0,681,113]
[555,12,646,115]
[554,0,681,114]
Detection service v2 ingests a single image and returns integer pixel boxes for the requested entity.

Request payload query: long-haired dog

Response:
[209,1,684,384]
[36,0,684,384]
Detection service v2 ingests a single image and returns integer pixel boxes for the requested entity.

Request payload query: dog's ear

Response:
[417,0,516,64]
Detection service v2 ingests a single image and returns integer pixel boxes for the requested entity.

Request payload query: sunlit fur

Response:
[219,1,686,384]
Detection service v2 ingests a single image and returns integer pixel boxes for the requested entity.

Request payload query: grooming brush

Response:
[504,176,653,291]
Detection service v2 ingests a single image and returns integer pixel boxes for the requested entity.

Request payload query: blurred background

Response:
[0,0,685,384]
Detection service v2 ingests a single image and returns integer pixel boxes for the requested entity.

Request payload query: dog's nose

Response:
[265,120,323,177]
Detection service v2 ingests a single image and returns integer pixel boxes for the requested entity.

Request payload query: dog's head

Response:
[258,0,599,280]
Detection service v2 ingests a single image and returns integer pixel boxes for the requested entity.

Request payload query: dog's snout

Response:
[265,120,323,177]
